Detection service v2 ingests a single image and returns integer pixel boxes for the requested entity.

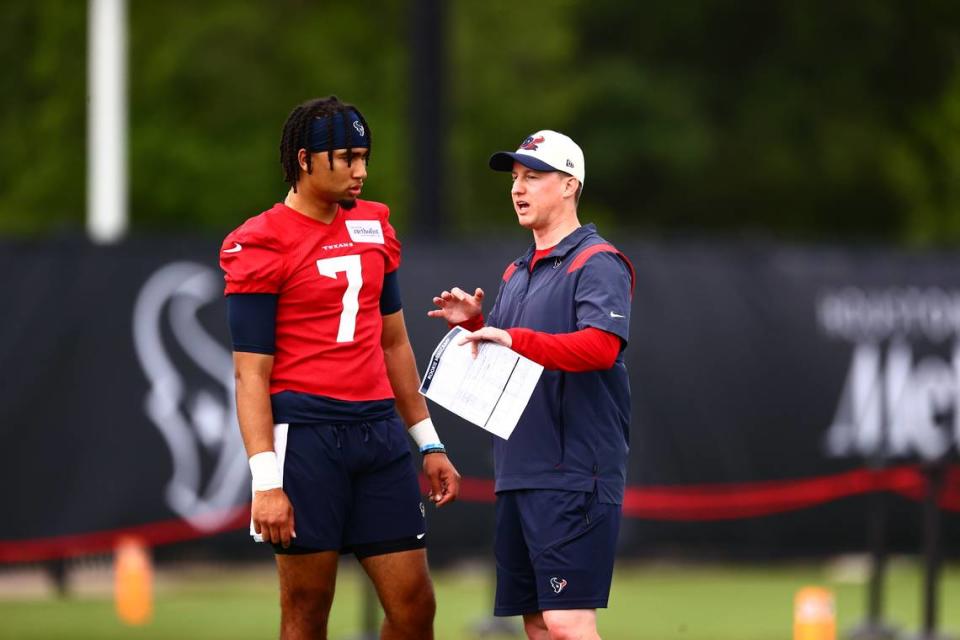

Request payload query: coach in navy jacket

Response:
[430,130,634,639]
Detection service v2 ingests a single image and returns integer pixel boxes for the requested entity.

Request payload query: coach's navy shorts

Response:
[494,488,621,616]
[265,415,426,557]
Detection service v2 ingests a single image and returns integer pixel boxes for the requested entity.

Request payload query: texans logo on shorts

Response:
[549,577,568,594]
[520,135,545,151]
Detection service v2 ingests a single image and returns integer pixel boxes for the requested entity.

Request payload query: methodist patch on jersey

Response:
[345,220,385,244]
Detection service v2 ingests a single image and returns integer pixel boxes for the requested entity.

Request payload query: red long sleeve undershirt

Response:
[453,247,621,371]
[455,313,621,372]
[456,314,486,332]
[507,326,621,371]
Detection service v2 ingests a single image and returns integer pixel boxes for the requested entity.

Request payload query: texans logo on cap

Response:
[489,129,585,186]
[520,135,545,151]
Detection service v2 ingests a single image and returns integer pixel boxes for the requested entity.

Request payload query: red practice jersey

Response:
[221,201,401,402]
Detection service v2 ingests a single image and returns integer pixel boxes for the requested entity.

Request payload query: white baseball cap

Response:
[489,130,585,185]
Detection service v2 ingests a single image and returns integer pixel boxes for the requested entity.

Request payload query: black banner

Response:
[2,236,959,563]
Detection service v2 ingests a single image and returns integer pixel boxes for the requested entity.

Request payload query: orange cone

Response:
[794,586,835,640]
[114,536,153,625]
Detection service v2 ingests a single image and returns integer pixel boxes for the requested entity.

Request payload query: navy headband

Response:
[307,110,369,151]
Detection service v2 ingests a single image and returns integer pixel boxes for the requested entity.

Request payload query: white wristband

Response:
[408,418,443,452]
[249,451,282,492]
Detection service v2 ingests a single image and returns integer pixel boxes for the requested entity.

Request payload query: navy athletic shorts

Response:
[268,415,426,557]
[494,488,621,616]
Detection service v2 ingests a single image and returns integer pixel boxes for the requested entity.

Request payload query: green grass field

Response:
[0,560,957,639]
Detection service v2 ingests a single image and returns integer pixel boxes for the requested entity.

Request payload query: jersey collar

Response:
[276,201,345,228]
[517,223,598,268]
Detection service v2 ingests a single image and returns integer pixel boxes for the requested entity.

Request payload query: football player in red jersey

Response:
[221,96,460,640]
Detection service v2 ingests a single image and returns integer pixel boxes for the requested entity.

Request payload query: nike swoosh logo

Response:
[610,311,625,318]
[223,243,242,253]
[417,533,426,540]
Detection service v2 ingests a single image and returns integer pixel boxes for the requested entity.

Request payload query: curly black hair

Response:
[279,96,372,192]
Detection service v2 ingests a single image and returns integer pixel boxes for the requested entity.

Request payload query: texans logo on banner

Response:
[132,262,248,531]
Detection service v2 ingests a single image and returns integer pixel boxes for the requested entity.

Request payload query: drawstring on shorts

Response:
[332,422,372,449]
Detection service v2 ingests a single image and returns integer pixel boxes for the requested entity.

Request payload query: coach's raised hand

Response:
[427,286,484,325]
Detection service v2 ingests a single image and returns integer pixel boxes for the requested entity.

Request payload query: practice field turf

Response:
[0,560,957,639]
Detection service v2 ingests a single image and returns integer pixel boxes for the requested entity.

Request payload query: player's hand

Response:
[251,488,296,548]
[457,326,512,358]
[422,453,461,507]
[427,287,484,325]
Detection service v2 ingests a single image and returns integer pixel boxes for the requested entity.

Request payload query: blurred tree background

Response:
[2,0,960,244]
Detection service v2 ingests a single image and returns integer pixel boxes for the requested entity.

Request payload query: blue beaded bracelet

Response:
[420,444,446,455]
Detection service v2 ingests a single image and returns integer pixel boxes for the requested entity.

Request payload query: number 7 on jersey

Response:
[316,255,363,343]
